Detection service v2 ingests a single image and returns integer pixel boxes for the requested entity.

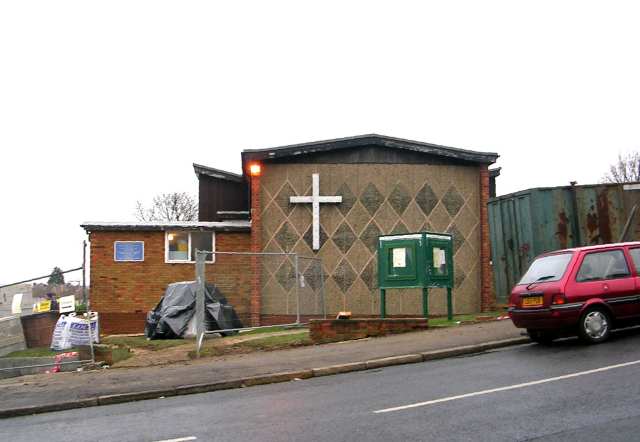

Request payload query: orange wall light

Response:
[249,163,262,176]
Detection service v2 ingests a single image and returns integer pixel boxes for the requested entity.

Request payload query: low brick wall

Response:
[0,316,26,356]
[310,318,429,344]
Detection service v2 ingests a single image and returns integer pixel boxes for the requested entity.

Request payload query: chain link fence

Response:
[194,250,325,357]
[0,243,96,377]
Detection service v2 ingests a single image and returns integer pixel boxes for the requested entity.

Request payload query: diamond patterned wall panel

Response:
[275,182,297,216]
[275,222,299,252]
[332,221,357,254]
[360,258,378,291]
[416,183,439,217]
[454,264,467,289]
[345,202,371,236]
[388,183,412,216]
[360,221,382,253]
[360,183,385,215]
[333,259,357,294]
[261,163,483,317]
[391,220,409,235]
[302,264,322,292]
[442,186,465,217]
[336,183,356,216]
[303,224,328,250]
[346,239,372,274]
[447,223,465,255]
[275,259,296,292]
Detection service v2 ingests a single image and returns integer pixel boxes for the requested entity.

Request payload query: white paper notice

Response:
[59,295,76,313]
[392,248,406,268]
[11,293,23,314]
[433,248,446,268]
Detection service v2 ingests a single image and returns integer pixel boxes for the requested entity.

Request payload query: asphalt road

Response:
[5,329,640,442]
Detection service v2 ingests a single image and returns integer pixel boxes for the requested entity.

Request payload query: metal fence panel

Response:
[194,250,325,357]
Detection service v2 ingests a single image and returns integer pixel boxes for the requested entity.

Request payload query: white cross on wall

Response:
[290,173,342,250]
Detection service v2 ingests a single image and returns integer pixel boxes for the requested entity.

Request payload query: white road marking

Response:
[374,358,640,414]
[153,437,197,442]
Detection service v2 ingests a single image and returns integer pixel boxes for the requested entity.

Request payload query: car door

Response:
[626,247,640,317]
[573,248,636,319]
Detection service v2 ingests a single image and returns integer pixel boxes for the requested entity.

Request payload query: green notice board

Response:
[377,232,454,319]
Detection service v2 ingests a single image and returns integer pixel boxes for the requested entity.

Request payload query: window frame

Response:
[517,251,574,285]
[164,231,216,264]
[627,247,640,275]
[575,248,631,283]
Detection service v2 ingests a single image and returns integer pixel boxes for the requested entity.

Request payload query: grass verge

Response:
[102,336,188,351]
[2,347,66,358]
[429,310,505,328]
[240,325,305,335]
[189,331,311,359]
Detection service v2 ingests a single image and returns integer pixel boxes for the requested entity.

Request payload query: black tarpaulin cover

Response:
[144,281,243,339]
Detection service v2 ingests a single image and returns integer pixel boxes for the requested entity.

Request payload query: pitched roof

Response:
[193,163,244,183]
[241,134,498,165]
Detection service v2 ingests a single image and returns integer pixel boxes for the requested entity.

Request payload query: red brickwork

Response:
[479,165,494,312]
[249,171,262,326]
[309,318,429,344]
[89,230,251,335]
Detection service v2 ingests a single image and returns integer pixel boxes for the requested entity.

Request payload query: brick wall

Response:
[309,318,429,344]
[89,230,251,334]
[249,173,262,326]
[479,165,494,312]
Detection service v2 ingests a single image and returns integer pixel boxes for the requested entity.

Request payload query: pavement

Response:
[0,319,527,418]
[5,326,640,441]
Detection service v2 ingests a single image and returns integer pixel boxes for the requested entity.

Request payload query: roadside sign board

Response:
[59,295,76,313]
[35,300,51,313]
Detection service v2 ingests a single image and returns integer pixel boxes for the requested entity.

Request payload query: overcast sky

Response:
[1,1,639,285]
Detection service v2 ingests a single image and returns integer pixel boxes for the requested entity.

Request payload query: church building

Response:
[82,134,498,334]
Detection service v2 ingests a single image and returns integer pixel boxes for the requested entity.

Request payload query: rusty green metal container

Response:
[489,183,640,304]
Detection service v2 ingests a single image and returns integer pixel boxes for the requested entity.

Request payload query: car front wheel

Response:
[578,308,611,344]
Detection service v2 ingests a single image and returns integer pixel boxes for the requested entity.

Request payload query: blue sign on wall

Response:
[114,241,144,262]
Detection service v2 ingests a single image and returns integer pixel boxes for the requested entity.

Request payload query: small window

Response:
[166,231,214,263]
[576,250,630,282]
[629,249,640,274]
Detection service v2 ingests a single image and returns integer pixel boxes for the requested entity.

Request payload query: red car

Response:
[508,241,640,344]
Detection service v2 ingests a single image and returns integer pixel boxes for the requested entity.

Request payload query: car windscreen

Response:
[518,253,574,285]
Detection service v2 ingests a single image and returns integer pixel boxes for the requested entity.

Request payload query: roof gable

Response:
[241,134,498,166]
[193,163,244,183]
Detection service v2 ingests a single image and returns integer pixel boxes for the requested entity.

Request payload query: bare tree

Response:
[602,152,640,183]
[135,192,198,221]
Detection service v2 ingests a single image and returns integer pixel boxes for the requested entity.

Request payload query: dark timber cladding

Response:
[241,134,498,166]
[194,164,249,222]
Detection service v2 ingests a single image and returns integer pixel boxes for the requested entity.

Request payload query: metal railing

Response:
[0,242,96,377]
[194,250,325,357]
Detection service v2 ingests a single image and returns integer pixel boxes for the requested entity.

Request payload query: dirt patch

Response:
[111,330,310,368]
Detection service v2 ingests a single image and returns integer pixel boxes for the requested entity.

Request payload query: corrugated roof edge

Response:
[81,220,251,233]
[489,180,640,202]
[241,134,499,164]
[193,163,244,182]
